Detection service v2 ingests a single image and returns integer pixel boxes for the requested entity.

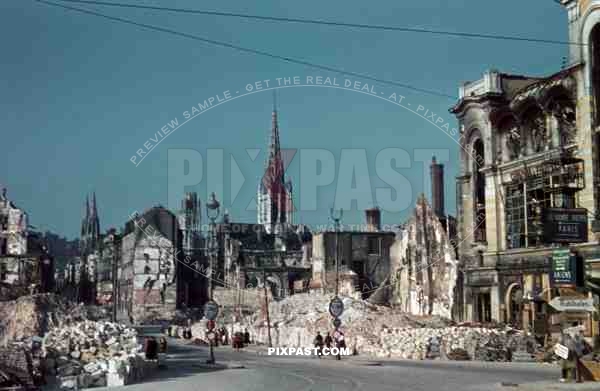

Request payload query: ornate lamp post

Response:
[205,192,220,364]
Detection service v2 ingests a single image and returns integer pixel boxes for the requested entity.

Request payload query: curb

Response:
[191,361,246,370]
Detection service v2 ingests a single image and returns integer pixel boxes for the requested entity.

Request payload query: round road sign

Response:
[329,296,344,318]
[206,331,216,341]
[204,300,219,321]
[333,317,342,329]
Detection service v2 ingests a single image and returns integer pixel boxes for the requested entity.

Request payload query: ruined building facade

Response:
[311,208,396,301]
[450,0,600,335]
[118,206,180,321]
[390,194,459,319]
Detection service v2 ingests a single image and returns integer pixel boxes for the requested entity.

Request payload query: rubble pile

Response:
[42,320,149,389]
[0,282,30,302]
[0,293,88,346]
[0,345,39,388]
[226,292,539,362]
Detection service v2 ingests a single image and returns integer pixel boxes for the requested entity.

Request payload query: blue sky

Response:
[1,0,568,239]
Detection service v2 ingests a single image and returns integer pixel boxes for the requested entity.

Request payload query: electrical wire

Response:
[36,0,456,99]
[51,0,582,46]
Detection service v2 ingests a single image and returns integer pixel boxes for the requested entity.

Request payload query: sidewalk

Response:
[498,380,600,390]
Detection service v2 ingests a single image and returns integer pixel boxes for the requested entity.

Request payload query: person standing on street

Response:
[244,328,251,346]
[573,328,591,383]
[560,330,575,382]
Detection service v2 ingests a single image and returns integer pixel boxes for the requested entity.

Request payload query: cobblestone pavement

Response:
[106,339,595,391]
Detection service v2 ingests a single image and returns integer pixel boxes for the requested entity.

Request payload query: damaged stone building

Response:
[0,188,69,294]
[216,220,312,301]
[311,208,396,300]
[450,0,600,335]
[390,194,459,319]
[390,157,459,319]
[117,206,181,321]
[213,105,312,303]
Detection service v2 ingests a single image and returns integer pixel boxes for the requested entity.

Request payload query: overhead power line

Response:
[36,0,456,99]
[52,0,582,46]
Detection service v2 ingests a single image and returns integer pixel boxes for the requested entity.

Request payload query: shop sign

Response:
[551,249,575,286]
[543,208,588,244]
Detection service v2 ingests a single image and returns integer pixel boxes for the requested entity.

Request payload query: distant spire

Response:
[91,192,97,217]
[85,194,90,218]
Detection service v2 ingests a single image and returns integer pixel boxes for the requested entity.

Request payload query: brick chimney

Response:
[365,207,381,232]
[430,156,445,219]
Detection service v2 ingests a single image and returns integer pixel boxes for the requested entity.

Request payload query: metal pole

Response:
[263,268,272,347]
[208,219,215,364]
[330,208,342,297]
[335,222,339,296]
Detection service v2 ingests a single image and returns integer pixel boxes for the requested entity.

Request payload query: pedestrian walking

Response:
[313,332,324,359]
[244,328,251,346]
[324,332,333,349]
[233,332,243,352]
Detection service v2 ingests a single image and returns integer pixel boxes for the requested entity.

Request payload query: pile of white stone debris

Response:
[41,320,151,389]
[227,292,539,362]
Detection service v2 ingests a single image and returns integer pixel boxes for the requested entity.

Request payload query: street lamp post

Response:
[329,208,343,361]
[329,208,343,296]
[206,192,220,365]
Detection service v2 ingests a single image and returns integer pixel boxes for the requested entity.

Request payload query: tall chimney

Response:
[365,208,381,232]
[430,156,445,218]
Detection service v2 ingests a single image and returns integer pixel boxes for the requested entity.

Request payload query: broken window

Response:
[506,159,581,249]
[498,116,520,162]
[523,107,547,154]
[549,98,576,147]
[506,182,526,249]
[472,138,486,242]
[367,237,380,255]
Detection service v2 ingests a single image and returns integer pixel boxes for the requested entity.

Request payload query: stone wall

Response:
[390,195,458,318]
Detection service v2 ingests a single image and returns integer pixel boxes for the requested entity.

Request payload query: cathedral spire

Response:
[91,192,97,217]
[85,194,90,219]
[269,91,282,174]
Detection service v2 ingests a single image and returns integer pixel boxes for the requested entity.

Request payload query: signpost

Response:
[549,297,595,312]
[204,301,219,321]
[204,300,219,364]
[329,297,344,318]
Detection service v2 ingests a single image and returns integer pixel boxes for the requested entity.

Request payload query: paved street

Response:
[105,338,589,391]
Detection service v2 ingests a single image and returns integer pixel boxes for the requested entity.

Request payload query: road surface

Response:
[106,338,576,391]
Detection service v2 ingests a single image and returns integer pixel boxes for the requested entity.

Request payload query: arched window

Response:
[522,107,546,154]
[591,24,600,125]
[548,94,576,147]
[497,116,520,162]
[472,138,486,243]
